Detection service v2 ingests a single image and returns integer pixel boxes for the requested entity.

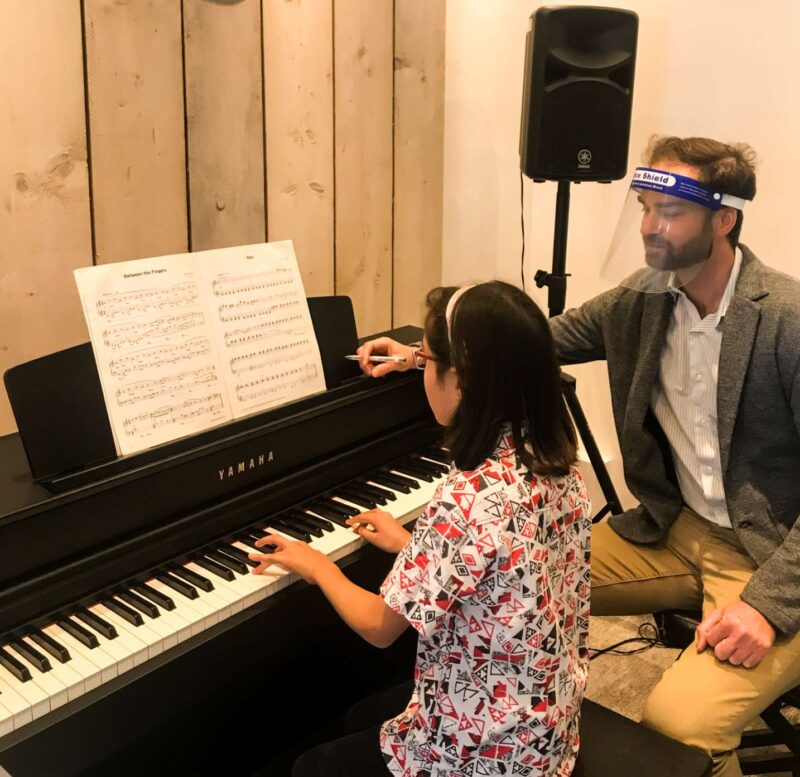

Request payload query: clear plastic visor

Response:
[600,185,715,293]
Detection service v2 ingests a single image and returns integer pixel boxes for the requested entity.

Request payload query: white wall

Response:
[442,0,800,509]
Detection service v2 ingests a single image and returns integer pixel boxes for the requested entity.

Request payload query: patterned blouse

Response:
[380,430,591,777]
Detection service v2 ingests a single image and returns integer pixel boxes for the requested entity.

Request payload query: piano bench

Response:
[575,699,711,776]
[655,609,800,776]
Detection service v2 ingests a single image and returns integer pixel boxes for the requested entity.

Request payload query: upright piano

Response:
[0,315,446,776]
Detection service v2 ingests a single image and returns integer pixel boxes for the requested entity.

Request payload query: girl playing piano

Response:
[249,281,591,777]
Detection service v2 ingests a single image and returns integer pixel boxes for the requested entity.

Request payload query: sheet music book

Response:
[74,241,326,456]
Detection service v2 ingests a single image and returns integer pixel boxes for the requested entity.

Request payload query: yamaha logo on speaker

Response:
[577,149,592,169]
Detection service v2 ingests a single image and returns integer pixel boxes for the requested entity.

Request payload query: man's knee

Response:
[641,676,739,755]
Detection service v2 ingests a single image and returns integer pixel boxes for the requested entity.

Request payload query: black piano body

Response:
[0,323,437,776]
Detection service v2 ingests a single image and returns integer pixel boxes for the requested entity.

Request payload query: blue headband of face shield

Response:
[632,167,748,211]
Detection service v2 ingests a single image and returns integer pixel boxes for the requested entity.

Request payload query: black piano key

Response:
[193,556,236,582]
[304,504,350,527]
[74,608,118,640]
[58,617,99,649]
[29,628,71,663]
[275,514,323,538]
[9,639,51,673]
[368,472,411,494]
[264,521,311,543]
[172,566,216,592]
[157,572,199,600]
[352,481,396,502]
[221,543,260,567]
[405,456,446,476]
[391,462,434,482]
[419,446,451,465]
[337,488,377,510]
[236,532,264,551]
[378,469,420,490]
[118,590,160,619]
[0,646,32,682]
[103,597,144,626]
[290,511,334,533]
[134,582,176,611]
[316,498,360,517]
[241,530,276,550]
[347,484,386,506]
[207,549,248,575]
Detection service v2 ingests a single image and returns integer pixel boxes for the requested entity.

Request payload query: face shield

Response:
[600,167,748,293]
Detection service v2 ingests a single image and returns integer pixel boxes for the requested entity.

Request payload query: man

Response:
[358,136,800,777]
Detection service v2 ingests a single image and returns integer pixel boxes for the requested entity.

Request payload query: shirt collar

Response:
[668,246,743,326]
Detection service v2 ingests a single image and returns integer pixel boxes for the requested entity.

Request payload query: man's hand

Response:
[696,599,776,668]
[356,337,415,378]
[347,509,411,554]
[248,534,336,584]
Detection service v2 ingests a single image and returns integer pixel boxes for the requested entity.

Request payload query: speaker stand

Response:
[535,180,623,521]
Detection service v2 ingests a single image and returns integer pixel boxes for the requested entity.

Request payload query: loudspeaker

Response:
[519,6,638,182]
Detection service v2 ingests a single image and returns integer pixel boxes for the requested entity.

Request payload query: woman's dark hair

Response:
[423,281,577,476]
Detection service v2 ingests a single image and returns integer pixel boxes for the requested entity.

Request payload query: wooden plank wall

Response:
[0,0,445,437]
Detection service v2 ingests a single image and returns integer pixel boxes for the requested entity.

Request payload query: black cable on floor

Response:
[589,619,672,661]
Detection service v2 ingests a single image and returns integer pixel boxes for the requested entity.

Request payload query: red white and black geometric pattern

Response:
[380,430,591,776]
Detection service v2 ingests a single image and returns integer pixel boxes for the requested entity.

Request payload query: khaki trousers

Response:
[592,508,800,777]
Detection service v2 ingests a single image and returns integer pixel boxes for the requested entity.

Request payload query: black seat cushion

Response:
[575,699,712,777]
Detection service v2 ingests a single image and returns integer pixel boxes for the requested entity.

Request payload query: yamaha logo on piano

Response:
[218,451,274,480]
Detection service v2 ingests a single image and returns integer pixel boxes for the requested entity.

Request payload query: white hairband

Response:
[445,284,476,341]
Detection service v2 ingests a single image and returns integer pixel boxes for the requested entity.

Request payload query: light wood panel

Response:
[184,0,265,251]
[0,1,93,435]
[263,0,334,296]
[393,0,445,327]
[84,0,187,263]
[334,0,394,336]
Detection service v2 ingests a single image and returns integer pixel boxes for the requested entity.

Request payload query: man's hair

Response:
[645,135,757,246]
[423,282,577,476]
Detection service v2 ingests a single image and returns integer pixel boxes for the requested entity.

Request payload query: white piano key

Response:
[90,604,154,665]
[75,616,135,676]
[0,663,49,721]
[184,562,244,614]
[0,670,34,729]
[47,624,117,686]
[20,635,85,703]
[126,597,180,652]
[6,643,69,712]
[143,579,196,643]
[0,697,14,737]
[145,579,214,638]
[186,560,259,613]
[41,624,103,692]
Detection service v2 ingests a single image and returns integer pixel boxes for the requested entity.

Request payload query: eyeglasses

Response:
[412,347,436,370]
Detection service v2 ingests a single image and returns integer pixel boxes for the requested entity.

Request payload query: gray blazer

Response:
[551,245,800,635]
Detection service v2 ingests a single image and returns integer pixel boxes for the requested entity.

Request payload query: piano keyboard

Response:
[0,448,449,739]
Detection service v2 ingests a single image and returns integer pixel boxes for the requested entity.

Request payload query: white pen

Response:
[344,354,407,364]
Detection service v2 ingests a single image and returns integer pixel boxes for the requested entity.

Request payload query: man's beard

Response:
[643,226,713,272]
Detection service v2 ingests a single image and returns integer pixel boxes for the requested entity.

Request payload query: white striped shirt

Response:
[651,248,743,527]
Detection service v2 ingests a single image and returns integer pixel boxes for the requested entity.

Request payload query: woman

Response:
[249,281,591,776]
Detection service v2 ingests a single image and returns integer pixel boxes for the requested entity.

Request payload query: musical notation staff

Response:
[229,341,314,376]
[115,367,217,406]
[109,338,213,380]
[102,312,206,350]
[122,393,225,437]
[211,269,294,298]
[217,298,301,324]
[96,283,200,320]
[235,364,319,404]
